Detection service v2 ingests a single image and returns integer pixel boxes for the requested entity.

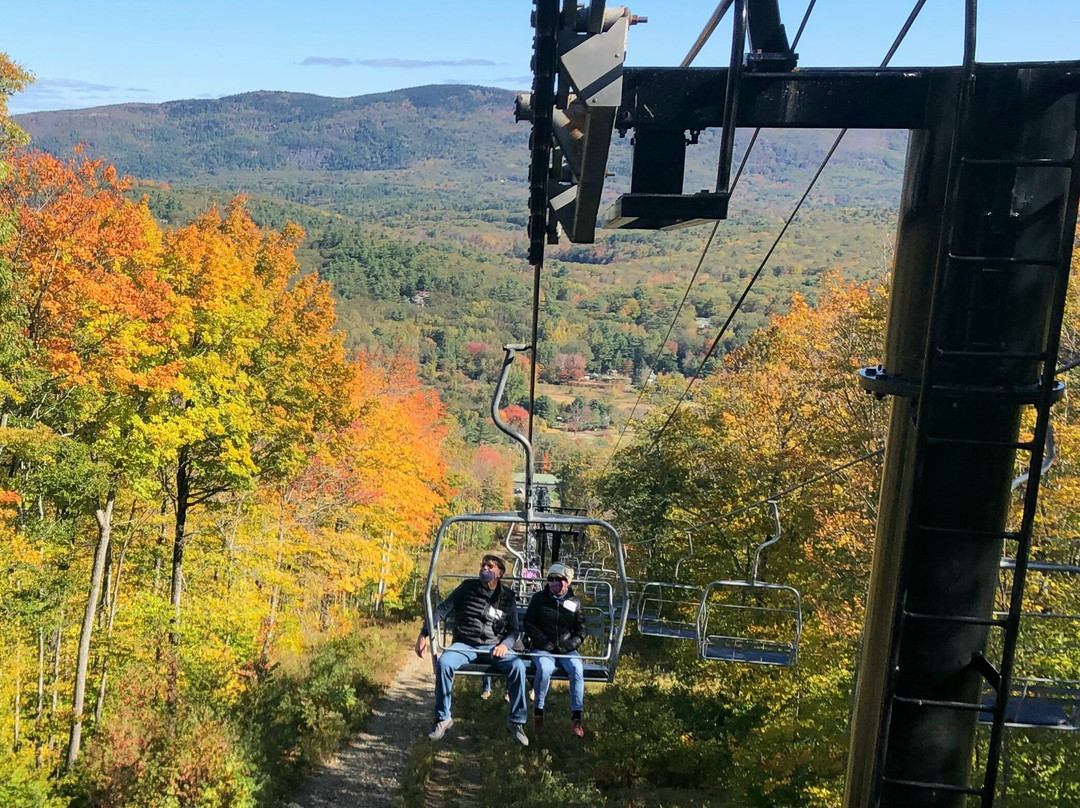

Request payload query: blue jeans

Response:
[435,643,527,724]
[531,650,584,712]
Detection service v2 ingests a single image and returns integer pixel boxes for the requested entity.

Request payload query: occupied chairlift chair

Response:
[423,345,630,683]
[637,531,706,640]
[697,500,803,666]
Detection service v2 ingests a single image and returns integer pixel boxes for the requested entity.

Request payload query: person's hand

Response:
[415,634,428,659]
[491,643,508,658]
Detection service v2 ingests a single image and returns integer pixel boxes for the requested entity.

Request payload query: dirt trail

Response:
[286,650,432,808]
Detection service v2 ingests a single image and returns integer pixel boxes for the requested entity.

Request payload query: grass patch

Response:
[411,668,735,808]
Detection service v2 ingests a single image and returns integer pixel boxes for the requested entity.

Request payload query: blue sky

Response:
[7,1,1080,114]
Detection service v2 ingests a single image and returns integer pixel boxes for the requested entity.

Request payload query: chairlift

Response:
[697,501,803,666]
[581,542,642,615]
[978,676,1080,730]
[637,531,705,640]
[978,553,1080,731]
[423,345,630,683]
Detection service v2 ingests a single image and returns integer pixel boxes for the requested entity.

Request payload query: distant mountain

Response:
[14,85,525,179]
[12,83,911,440]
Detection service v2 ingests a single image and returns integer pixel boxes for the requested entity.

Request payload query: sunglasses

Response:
[547,576,567,583]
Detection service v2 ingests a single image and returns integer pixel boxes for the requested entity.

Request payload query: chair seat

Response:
[452,660,611,682]
[638,620,697,640]
[701,638,794,666]
[979,686,1080,730]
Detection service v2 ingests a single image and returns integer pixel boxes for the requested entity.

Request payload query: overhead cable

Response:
[621,447,885,548]
[638,0,930,460]
[604,0,820,470]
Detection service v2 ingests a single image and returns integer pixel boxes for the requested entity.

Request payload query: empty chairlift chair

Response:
[978,555,1080,731]
[697,501,803,666]
[637,532,704,641]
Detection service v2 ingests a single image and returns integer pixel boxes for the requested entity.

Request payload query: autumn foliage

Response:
[0,139,453,803]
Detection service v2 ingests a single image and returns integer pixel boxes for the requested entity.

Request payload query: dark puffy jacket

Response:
[523,587,587,654]
[424,579,520,647]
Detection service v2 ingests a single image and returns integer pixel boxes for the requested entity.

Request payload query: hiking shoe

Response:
[428,718,453,741]
[507,721,530,746]
[571,718,584,738]
[534,714,545,734]
[480,688,491,700]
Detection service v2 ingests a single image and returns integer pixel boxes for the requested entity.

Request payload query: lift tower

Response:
[520,2,1080,806]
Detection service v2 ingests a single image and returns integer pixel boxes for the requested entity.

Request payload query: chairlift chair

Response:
[422,345,630,684]
[583,543,642,615]
[978,676,1080,730]
[978,554,1080,731]
[637,531,705,640]
[696,501,803,666]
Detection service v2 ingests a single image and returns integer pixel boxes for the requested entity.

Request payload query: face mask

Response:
[479,569,497,584]
[548,581,566,595]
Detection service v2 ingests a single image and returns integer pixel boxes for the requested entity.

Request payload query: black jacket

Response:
[523,586,587,654]
[424,579,520,647]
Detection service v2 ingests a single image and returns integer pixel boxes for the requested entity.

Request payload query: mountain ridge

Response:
[15,84,523,178]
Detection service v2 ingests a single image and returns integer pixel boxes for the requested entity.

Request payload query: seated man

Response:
[415,554,529,745]
[523,562,587,737]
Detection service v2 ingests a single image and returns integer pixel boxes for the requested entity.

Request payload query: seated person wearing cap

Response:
[523,562,587,737]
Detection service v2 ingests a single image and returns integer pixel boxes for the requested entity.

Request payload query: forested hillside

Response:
[14,86,908,446]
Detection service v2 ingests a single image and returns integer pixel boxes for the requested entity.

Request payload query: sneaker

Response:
[534,714,545,734]
[428,718,453,741]
[571,718,584,738]
[507,721,530,746]
[480,689,491,701]
[503,691,510,703]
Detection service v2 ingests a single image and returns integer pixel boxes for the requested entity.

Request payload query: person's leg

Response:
[491,650,529,726]
[434,643,476,722]
[558,653,586,737]
[531,652,556,711]
[557,653,585,713]
[531,652,556,733]
[480,675,492,699]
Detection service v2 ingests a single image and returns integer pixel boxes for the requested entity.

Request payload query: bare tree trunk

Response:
[48,623,61,753]
[35,628,44,768]
[261,585,280,664]
[13,644,21,752]
[93,541,113,726]
[169,448,190,645]
[94,535,129,725]
[260,505,288,664]
[66,489,115,769]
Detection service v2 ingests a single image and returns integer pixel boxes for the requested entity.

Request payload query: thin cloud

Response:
[300,57,353,68]
[29,77,118,94]
[11,77,152,114]
[356,58,497,68]
[300,56,498,69]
